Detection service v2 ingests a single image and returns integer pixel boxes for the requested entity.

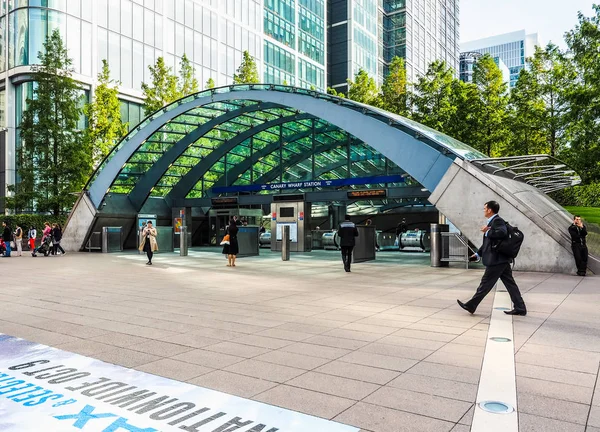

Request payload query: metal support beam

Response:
[127,102,282,210]
[165,113,315,203]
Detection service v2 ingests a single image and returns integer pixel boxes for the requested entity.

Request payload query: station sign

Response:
[211,197,238,205]
[347,189,387,198]
[211,174,404,194]
[0,334,359,432]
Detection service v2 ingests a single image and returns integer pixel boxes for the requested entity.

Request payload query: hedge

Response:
[1,214,67,231]
[550,182,600,207]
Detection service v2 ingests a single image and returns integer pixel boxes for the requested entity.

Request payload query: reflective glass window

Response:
[28,7,47,64]
[108,30,120,81]
[121,0,132,37]
[81,20,91,75]
[144,8,154,46]
[66,14,80,73]
[121,36,132,88]
[132,3,143,41]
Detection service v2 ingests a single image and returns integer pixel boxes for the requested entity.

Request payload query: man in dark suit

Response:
[569,215,588,276]
[338,215,359,272]
[457,201,527,316]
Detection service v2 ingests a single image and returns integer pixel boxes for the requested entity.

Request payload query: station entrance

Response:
[66,85,588,274]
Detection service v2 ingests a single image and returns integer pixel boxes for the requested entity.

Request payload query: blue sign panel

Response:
[212,174,404,194]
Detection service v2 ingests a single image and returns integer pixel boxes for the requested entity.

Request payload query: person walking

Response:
[14,224,23,256]
[457,200,527,316]
[28,226,37,254]
[338,215,359,272]
[222,217,239,267]
[138,220,158,265]
[2,221,13,257]
[569,215,588,276]
[52,223,66,255]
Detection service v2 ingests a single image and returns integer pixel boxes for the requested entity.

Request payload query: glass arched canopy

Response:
[88,85,487,211]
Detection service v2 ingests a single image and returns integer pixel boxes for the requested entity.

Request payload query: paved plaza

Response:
[0,250,598,431]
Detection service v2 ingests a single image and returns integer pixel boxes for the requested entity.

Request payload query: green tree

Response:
[446,79,481,146]
[233,51,260,84]
[84,60,128,167]
[411,61,455,131]
[504,67,547,156]
[380,57,410,116]
[205,77,216,89]
[563,5,600,182]
[9,30,90,215]
[141,57,180,115]
[472,54,509,156]
[178,54,199,96]
[347,69,379,105]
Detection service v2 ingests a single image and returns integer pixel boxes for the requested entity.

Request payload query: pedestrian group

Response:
[1,221,65,257]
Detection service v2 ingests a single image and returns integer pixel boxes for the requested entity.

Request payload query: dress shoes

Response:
[503,309,526,316]
[457,299,475,314]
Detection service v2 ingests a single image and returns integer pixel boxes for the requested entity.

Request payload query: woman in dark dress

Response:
[222,217,240,267]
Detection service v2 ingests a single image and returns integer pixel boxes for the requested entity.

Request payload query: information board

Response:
[276,222,298,243]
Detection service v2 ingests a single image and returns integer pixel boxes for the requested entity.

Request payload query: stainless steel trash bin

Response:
[430,223,449,267]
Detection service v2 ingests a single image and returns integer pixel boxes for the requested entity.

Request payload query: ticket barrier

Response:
[353,225,376,262]
[311,230,329,249]
[322,232,340,250]
[377,231,398,251]
[237,226,260,257]
[400,230,431,252]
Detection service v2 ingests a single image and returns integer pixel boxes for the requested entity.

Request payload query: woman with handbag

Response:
[14,224,23,256]
[138,221,158,265]
[221,217,239,267]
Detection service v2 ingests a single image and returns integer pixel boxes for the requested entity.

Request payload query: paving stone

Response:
[202,341,271,358]
[91,332,151,348]
[333,402,455,432]
[230,334,296,350]
[359,342,434,361]
[127,339,195,357]
[55,339,116,356]
[187,370,278,398]
[387,373,478,402]
[315,361,401,385]
[363,387,472,422]
[224,359,306,383]
[134,358,213,381]
[518,393,590,425]
[516,362,597,388]
[339,351,418,372]
[255,328,315,342]
[519,413,585,432]
[172,348,245,369]
[590,406,600,428]
[286,371,380,400]
[323,328,384,342]
[424,351,483,370]
[517,376,594,404]
[158,332,222,349]
[305,334,370,350]
[252,350,331,370]
[92,348,162,368]
[253,385,356,419]
[516,344,600,374]
[451,425,470,432]
[458,404,474,425]
[280,342,351,360]
[392,329,456,342]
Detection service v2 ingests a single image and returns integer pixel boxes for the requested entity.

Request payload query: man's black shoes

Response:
[457,300,475,314]
[504,309,527,316]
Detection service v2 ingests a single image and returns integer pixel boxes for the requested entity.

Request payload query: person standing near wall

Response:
[14,224,23,256]
[139,221,158,265]
[28,226,37,255]
[338,215,359,272]
[2,221,13,257]
[222,217,239,267]
[569,215,588,276]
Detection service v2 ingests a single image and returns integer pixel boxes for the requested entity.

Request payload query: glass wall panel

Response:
[0,17,5,72]
[132,2,143,41]
[132,40,143,91]
[28,7,46,64]
[144,8,154,46]
[108,30,120,81]
[121,36,132,88]
[120,0,132,37]
[81,20,91,75]
[12,8,28,68]
[66,14,80,73]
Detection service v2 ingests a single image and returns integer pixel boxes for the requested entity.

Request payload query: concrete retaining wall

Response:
[62,193,97,252]
[429,159,598,274]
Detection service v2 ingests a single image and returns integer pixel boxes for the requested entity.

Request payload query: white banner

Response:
[0,334,358,432]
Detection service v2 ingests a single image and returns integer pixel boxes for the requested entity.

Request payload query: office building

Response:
[0,0,326,211]
[459,51,511,88]
[328,0,460,92]
[461,30,539,88]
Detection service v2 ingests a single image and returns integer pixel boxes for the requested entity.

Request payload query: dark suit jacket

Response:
[477,215,510,267]
[338,221,359,247]
[568,224,587,246]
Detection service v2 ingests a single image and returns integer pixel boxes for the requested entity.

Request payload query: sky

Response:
[460,0,596,49]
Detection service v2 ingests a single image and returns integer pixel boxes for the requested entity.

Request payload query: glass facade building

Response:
[0,0,326,210]
[461,30,539,88]
[328,0,460,92]
[459,51,510,88]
